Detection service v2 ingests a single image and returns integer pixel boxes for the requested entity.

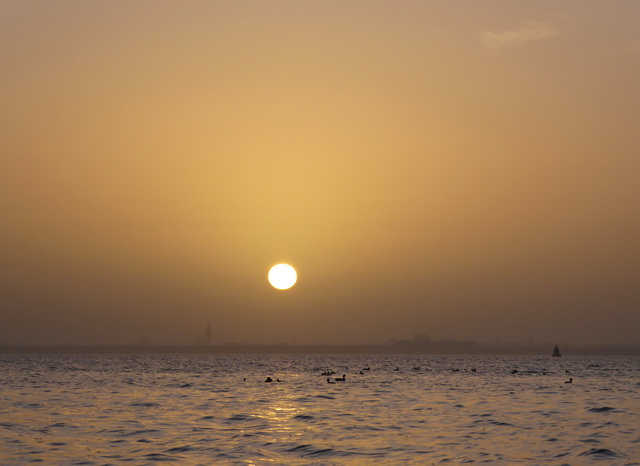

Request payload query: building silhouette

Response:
[204,321,212,345]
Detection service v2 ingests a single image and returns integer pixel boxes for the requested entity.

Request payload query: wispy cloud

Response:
[482,22,562,49]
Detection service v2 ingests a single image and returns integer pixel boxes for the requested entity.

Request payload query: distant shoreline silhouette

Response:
[1,343,639,356]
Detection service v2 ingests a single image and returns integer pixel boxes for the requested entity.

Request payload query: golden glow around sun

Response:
[268,264,297,290]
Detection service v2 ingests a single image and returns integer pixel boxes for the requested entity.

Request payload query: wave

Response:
[587,406,618,413]
[578,448,622,458]
[2,353,639,464]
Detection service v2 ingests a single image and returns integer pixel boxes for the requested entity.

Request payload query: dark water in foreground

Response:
[1,354,638,464]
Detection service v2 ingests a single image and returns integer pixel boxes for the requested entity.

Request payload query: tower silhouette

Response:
[204,321,212,345]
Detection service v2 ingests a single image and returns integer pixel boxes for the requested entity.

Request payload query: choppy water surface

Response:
[1,354,639,464]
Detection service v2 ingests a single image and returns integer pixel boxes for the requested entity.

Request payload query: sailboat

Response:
[552,345,562,357]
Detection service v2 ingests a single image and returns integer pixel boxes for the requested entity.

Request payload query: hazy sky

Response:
[2,1,639,346]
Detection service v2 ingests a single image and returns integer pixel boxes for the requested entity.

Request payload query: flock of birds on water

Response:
[259,366,575,384]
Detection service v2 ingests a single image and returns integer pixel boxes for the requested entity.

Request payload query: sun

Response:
[268,264,297,290]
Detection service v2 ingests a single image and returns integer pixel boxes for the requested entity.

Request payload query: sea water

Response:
[0,353,638,464]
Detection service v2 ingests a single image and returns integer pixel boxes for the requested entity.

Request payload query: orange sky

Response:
[1,1,639,346]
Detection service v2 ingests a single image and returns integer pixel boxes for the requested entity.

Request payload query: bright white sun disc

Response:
[268,264,297,290]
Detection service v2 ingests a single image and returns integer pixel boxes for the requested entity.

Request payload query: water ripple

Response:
[587,406,618,413]
[0,353,638,464]
[578,447,622,458]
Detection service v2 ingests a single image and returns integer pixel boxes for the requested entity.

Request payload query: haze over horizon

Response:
[2,1,639,347]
